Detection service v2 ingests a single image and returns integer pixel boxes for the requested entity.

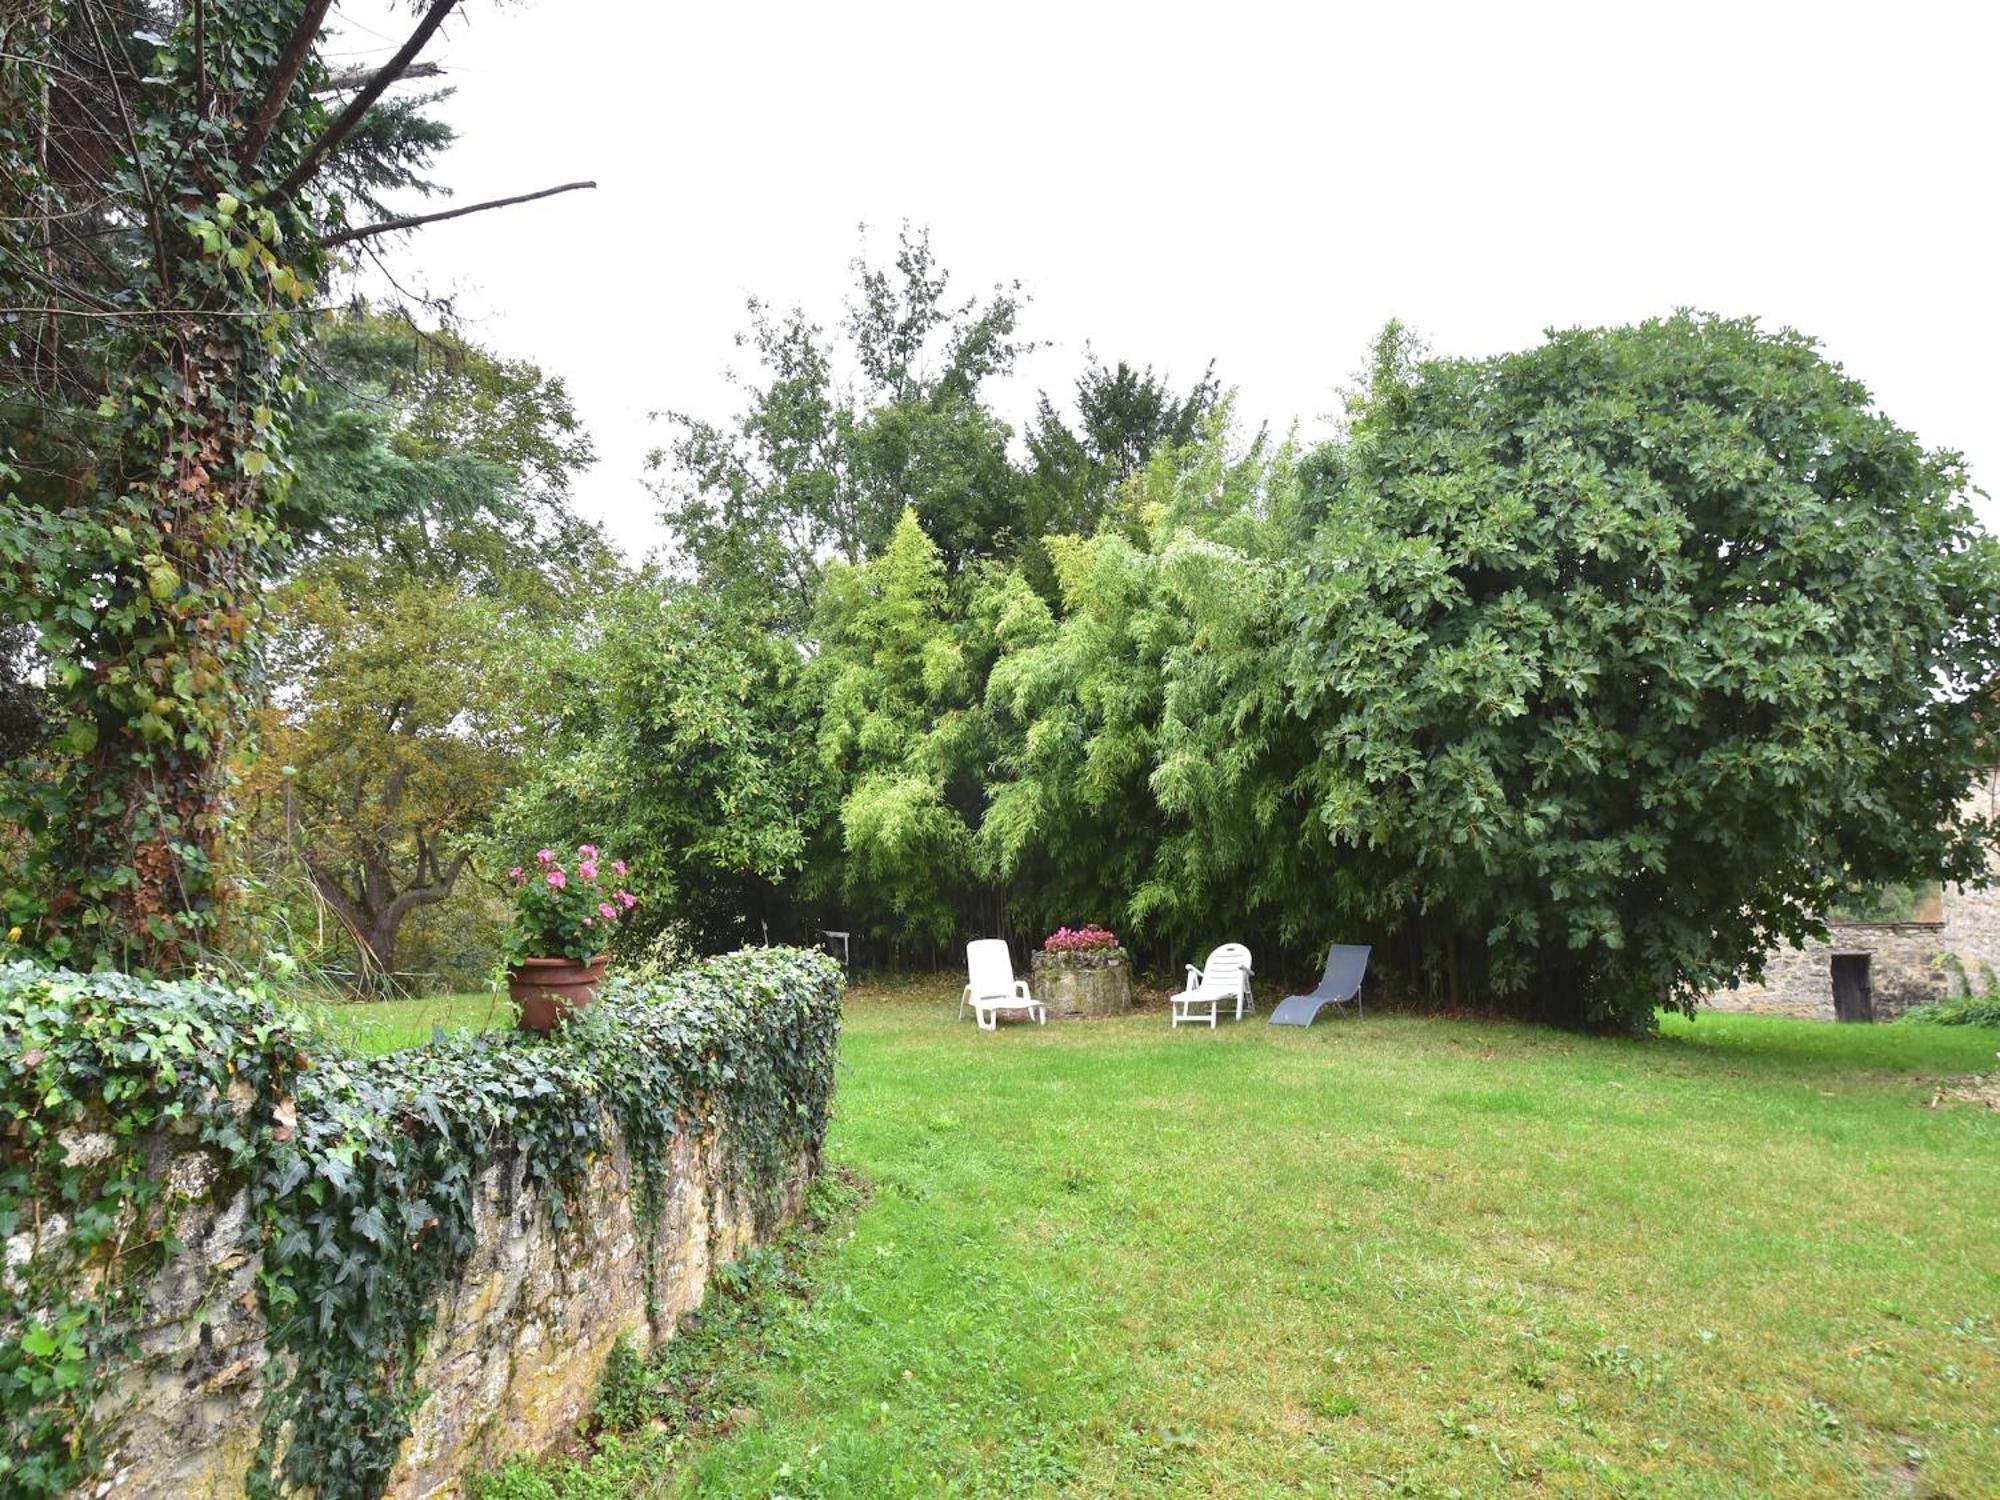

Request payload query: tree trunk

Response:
[52,360,261,973]
[294,820,472,996]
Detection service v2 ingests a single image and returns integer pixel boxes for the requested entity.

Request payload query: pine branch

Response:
[274,0,461,202]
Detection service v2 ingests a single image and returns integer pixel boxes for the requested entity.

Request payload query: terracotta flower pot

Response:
[508,953,609,1033]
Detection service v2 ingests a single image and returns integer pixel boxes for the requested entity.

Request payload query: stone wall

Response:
[1708,768,2000,1020]
[1706,922,1951,1021]
[85,1116,807,1499]
[1944,766,2000,990]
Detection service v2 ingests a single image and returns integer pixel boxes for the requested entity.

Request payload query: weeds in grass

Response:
[1898,988,2000,1027]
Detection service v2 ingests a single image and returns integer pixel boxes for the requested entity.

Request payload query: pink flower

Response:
[1043,923,1118,954]
[578,860,598,881]
[615,889,636,909]
[536,848,554,865]
[599,902,617,920]
[582,916,593,926]
[508,866,524,883]
[578,843,599,859]
[546,868,567,889]
[611,860,627,876]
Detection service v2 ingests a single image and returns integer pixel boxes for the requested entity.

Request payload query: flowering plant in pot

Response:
[1041,924,1125,963]
[1031,923,1133,1017]
[505,844,636,1031]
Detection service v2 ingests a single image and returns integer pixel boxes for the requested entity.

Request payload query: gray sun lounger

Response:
[1269,944,1370,1026]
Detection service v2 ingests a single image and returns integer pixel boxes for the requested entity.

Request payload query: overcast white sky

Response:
[332,0,2000,557]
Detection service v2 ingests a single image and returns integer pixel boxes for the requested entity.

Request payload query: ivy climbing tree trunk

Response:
[1,1,589,972]
[64,325,280,967]
[4,3,331,970]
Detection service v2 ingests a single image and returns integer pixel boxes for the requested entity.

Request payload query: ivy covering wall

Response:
[0,947,842,1499]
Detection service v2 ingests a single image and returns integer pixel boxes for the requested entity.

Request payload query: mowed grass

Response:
[309,988,511,1053]
[573,985,2000,1499]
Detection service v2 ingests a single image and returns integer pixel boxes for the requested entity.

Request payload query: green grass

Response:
[496,986,2000,1496]
[307,989,512,1054]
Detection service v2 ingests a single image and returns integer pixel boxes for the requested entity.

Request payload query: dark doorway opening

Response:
[1831,954,1874,1023]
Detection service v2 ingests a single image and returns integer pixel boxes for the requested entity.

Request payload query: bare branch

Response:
[193,0,206,113]
[74,0,170,294]
[322,180,596,248]
[274,0,462,202]
[240,0,334,172]
[316,60,443,94]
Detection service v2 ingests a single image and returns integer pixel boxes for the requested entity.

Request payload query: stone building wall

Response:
[1706,921,1951,1021]
[1944,766,2000,990]
[1708,767,2000,1020]
[85,1117,807,1500]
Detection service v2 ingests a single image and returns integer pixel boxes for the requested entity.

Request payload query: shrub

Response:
[1898,989,2000,1028]
[1291,315,2000,1031]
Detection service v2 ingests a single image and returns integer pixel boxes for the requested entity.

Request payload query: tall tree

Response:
[0,0,588,971]
[241,311,605,988]
[811,508,1003,955]
[1022,353,1221,588]
[1288,315,2000,1030]
[655,225,1032,623]
[981,408,1327,964]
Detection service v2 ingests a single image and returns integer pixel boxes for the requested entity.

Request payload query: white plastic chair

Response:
[1172,943,1253,1028]
[959,939,1046,1031]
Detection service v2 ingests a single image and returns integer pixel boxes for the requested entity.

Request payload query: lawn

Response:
[309,989,512,1053]
[482,983,2000,1498]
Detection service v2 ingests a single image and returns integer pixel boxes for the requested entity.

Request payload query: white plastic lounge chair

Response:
[1269,944,1370,1026]
[959,939,1046,1031]
[1172,943,1253,1028]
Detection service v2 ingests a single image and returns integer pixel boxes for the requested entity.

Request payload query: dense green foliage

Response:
[1899,988,2000,1027]
[493,587,821,959]
[240,310,608,989]
[0,948,841,1498]
[655,226,1034,624]
[1286,318,1999,1025]
[545,296,1995,1029]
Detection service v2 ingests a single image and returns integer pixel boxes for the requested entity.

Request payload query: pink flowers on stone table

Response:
[506,842,638,964]
[1042,924,1121,955]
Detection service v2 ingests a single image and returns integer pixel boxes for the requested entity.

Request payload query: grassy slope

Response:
[639,989,1999,1498]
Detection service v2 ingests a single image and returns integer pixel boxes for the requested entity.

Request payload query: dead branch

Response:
[317,60,443,94]
[322,179,596,247]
